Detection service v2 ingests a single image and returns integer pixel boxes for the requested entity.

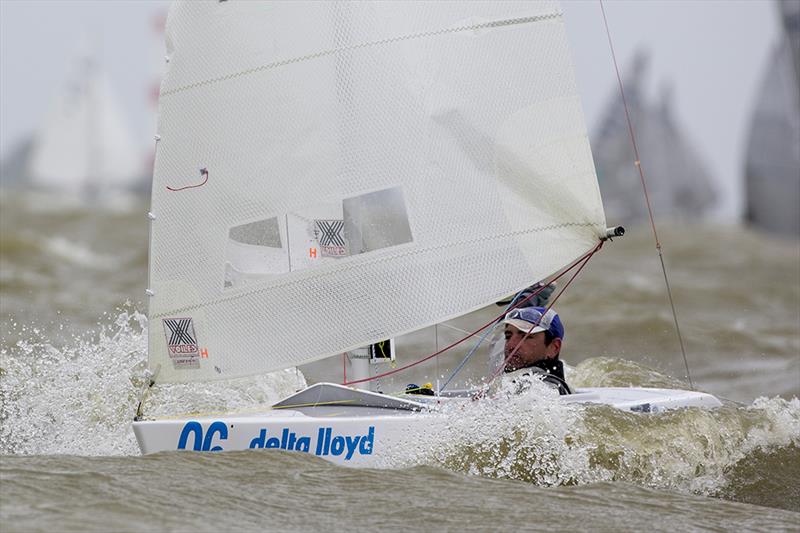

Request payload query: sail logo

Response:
[163,318,200,369]
[314,219,347,257]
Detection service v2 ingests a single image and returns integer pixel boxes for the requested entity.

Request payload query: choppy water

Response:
[1,189,799,531]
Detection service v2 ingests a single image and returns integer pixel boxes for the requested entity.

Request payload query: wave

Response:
[1,309,798,513]
[3,452,798,532]
[377,383,799,511]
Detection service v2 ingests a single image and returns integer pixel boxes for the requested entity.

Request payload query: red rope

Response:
[487,241,603,385]
[342,241,604,387]
[598,1,660,249]
[167,168,209,192]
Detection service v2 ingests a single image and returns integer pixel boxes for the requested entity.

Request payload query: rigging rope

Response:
[439,280,552,392]
[485,241,602,388]
[341,242,604,387]
[599,0,694,389]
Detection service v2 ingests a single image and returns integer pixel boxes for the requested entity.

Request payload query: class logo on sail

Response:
[162,317,200,369]
[314,219,347,257]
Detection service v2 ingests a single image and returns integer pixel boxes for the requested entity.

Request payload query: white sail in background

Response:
[27,48,142,193]
[149,1,606,383]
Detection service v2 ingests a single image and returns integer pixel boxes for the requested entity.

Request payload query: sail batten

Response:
[149,1,606,382]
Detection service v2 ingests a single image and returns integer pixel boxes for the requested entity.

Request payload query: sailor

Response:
[502,306,571,395]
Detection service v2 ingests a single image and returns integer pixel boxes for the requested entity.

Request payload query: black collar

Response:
[530,358,565,380]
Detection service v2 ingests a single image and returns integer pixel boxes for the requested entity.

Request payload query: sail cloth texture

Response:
[149,0,606,382]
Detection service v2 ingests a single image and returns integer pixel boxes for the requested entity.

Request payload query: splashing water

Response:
[1,307,148,455]
[0,307,306,456]
[373,376,799,504]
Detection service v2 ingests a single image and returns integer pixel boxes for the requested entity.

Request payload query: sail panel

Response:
[149,1,606,382]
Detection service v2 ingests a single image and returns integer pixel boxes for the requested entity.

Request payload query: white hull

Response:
[133,383,722,466]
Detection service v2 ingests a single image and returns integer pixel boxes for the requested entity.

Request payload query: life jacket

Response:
[506,358,571,395]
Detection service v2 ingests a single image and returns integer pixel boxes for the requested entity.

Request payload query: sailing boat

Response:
[744,0,800,236]
[27,41,143,196]
[133,1,720,463]
[592,50,718,225]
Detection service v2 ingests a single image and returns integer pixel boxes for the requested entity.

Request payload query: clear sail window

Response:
[290,186,413,270]
[342,187,413,255]
[223,187,413,289]
[224,217,286,289]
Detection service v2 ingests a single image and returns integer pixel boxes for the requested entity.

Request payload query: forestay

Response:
[148,0,606,382]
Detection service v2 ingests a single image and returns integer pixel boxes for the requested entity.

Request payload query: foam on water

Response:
[373,375,799,503]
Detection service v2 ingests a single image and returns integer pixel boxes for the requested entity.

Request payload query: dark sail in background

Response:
[0,138,32,188]
[591,50,718,226]
[744,0,800,237]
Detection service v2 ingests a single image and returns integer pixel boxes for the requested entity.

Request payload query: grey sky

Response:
[563,0,779,219]
[0,0,779,218]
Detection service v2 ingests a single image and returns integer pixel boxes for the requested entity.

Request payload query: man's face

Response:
[503,324,561,372]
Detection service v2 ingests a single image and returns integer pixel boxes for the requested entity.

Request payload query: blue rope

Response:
[439,293,524,392]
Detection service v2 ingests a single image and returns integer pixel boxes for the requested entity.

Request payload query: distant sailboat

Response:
[0,138,33,188]
[26,45,143,196]
[744,0,800,237]
[591,50,718,225]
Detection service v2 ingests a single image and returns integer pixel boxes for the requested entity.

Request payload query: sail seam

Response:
[152,220,600,318]
[160,12,563,98]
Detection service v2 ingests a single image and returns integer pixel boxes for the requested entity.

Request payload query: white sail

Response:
[27,48,142,192]
[149,1,606,383]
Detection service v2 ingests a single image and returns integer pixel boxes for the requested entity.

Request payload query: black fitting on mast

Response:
[602,226,625,240]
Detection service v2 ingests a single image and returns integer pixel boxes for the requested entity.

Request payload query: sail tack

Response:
[149,1,606,382]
